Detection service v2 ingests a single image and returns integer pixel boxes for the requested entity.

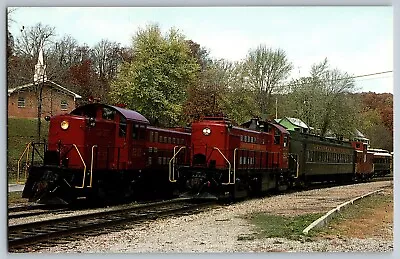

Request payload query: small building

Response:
[7,48,81,119]
[8,81,82,118]
[276,117,311,134]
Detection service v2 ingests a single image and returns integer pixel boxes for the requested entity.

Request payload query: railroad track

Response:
[9,198,214,252]
[8,204,74,219]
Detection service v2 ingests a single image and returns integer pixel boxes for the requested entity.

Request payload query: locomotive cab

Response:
[23,103,150,204]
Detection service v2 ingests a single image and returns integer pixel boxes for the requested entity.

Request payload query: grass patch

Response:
[243,212,323,241]
[318,192,393,236]
[7,118,49,182]
[8,191,26,205]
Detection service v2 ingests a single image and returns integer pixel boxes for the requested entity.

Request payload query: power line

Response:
[286,70,393,88]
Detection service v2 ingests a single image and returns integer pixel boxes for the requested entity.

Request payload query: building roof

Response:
[283,117,309,129]
[7,79,82,99]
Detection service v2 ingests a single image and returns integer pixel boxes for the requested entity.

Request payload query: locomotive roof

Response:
[71,103,150,124]
[271,123,289,135]
[111,105,150,124]
[147,125,191,135]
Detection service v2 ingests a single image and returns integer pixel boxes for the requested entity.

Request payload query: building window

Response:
[18,97,25,108]
[61,100,68,111]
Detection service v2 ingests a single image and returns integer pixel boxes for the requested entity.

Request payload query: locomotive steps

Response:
[302,188,387,235]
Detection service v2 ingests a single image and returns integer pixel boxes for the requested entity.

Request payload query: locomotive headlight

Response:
[203,127,211,136]
[60,120,69,130]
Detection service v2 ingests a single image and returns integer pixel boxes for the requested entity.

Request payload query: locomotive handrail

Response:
[289,153,300,179]
[73,144,87,189]
[169,146,186,182]
[213,147,232,185]
[89,145,98,188]
[17,142,32,184]
[232,148,239,185]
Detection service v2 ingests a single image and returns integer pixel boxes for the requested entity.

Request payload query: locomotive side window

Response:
[283,136,288,147]
[102,107,115,120]
[274,131,280,145]
[149,131,154,142]
[119,116,127,137]
[132,124,139,139]
[154,132,159,142]
[159,135,163,143]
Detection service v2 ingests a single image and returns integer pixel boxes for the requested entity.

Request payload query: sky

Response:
[7,6,393,93]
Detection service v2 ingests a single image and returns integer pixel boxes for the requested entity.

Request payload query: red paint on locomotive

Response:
[23,103,191,204]
[350,141,374,179]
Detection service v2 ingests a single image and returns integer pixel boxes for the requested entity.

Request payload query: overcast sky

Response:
[8,6,393,93]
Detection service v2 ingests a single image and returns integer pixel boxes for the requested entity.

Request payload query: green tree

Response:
[244,45,293,119]
[286,58,358,137]
[109,24,200,126]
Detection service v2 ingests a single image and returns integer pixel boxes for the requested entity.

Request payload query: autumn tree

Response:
[358,92,393,151]
[109,24,200,126]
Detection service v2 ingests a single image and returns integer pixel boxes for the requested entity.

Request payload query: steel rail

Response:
[8,198,214,250]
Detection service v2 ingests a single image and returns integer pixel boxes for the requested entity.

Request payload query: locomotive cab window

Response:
[283,136,288,147]
[132,124,139,139]
[119,116,127,137]
[274,131,280,145]
[102,107,115,120]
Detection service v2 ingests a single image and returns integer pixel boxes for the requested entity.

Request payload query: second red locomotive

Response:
[175,116,291,199]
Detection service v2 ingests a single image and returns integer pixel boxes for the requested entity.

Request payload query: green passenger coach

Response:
[288,130,356,184]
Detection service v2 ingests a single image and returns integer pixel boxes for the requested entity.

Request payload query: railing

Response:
[89,145,97,188]
[17,142,33,184]
[73,144,87,189]
[169,146,186,182]
[213,147,232,185]
[289,153,300,178]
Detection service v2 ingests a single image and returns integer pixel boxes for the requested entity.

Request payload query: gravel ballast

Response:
[21,180,393,253]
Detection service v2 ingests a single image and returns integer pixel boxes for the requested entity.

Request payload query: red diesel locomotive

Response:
[22,103,190,204]
[175,117,291,199]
